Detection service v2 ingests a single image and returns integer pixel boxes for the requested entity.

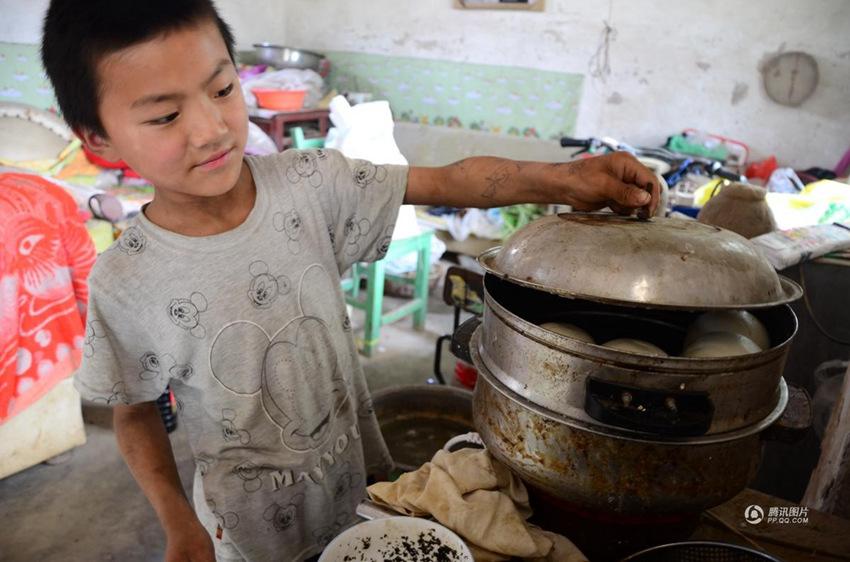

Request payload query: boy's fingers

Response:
[612,182,652,209]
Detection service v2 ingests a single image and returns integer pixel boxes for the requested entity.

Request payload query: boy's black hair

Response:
[41,0,236,137]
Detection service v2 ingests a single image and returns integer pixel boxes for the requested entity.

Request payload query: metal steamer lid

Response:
[478,213,803,310]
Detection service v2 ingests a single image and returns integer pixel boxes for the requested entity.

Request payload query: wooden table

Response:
[248,107,331,151]
[689,488,850,561]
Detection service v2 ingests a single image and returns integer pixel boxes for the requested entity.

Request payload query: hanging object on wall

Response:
[762,51,819,107]
[454,0,545,11]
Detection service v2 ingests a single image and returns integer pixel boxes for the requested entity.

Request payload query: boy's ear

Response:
[76,128,121,163]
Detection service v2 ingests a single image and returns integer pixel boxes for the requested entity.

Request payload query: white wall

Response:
[0,0,49,44]
[0,0,284,50]
[280,0,850,169]
[3,0,847,168]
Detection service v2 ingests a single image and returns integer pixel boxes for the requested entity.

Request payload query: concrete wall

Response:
[281,0,850,168]
[2,0,847,168]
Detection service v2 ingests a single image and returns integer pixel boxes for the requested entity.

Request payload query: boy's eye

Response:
[216,83,234,98]
[148,112,178,126]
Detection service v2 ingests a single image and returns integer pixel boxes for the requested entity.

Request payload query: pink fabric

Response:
[0,173,96,423]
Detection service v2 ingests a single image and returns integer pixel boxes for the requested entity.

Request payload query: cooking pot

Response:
[459,213,810,519]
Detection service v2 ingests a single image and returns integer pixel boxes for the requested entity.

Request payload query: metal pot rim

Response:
[620,541,784,562]
[252,43,325,59]
[484,281,797,370]
[471,328,789,445]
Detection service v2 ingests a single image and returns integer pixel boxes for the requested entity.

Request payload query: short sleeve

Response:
[74,277,169,406]
[307,149,408,273]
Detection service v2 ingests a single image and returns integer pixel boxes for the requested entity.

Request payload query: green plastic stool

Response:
[290,126,326,149]
[341,231,433,356]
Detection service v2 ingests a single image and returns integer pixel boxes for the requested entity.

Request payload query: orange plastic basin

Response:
[253,89,307,111]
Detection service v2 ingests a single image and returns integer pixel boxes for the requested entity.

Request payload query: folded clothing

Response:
[368,448,588,562]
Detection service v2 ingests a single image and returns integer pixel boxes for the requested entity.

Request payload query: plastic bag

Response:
[766,168,805,194]
[245,121,278,156]
[324,96,446,269]
[765,180,850,230]
[445,209,503,242]
[325,96,407,165]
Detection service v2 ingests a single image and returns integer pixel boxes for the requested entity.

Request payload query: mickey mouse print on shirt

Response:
[84,320,106,357]
[138,351,195,383]
[116,226,147,255]
[232,461,266,492]
[91,381,129,405]
[273,210,305,255]
[247,260,291,309]
[353,162,387,189]
[343,214,372,257]
[210,264,350,454]
[263,493,305,533]
[286,150,328,188]
[166,292,208,339]
[374,225,395,260]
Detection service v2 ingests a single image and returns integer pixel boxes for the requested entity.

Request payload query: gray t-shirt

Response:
[75,149,406,561]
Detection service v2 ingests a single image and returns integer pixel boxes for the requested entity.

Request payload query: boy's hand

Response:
[553,152,660,217]
[165,517,215,562]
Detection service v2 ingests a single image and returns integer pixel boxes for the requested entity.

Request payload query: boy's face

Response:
[86,19,248,200]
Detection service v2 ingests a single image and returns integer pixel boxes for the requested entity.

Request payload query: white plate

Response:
[318,516,473,562]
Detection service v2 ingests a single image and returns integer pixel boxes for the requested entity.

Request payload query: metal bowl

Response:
[479,213,803,310]
[252,43,323,70]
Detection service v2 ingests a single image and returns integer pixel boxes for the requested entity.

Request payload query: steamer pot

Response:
[461,213,809,518]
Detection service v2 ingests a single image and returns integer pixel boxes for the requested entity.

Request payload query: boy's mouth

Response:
[195,148,232,170]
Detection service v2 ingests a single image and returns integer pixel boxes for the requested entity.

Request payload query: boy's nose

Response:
[189,104,228,149]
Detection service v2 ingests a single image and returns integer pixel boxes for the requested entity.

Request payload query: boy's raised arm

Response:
[404,152,660,218]
[114,402,215,562]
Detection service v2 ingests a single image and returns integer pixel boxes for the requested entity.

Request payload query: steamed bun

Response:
[682,331,763,358]
[540,322,595,344]
[602,338,668,356]
[685,311,770,351]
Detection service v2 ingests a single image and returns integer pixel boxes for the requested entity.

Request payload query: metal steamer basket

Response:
[462,213,809,520]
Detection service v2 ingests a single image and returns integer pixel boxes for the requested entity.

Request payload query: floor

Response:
[0,267,471,562]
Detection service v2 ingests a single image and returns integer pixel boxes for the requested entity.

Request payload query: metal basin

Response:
[253,43,324,70]
[372,385,474,472]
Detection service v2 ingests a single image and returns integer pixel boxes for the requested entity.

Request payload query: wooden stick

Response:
[803,362,850,517]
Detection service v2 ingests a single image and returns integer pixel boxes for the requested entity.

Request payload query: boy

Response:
[41,1,659,560]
